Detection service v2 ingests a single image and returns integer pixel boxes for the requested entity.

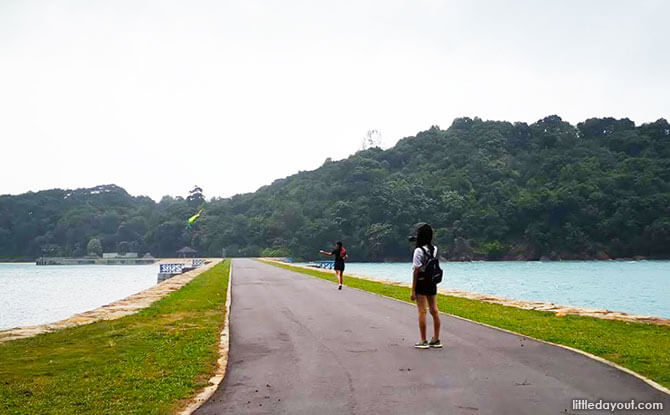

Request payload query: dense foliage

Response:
[1,116,669,261]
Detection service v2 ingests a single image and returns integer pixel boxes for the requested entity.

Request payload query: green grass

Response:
[0,260,230,415]
[264,260,670,389]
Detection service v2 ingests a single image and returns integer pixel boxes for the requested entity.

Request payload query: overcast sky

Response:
[1,0,668,201]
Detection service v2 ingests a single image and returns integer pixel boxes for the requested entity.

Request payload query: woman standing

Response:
[410,224,442,349]
[319,241,347,290]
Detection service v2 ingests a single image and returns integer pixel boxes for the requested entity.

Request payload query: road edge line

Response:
[178,259,234,415]
[260,259,670,396]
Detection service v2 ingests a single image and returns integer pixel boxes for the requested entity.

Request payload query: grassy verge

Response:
[0,260,230,415]
[263,260,670,389]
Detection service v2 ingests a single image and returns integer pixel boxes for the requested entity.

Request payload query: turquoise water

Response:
[334,261,670,318]
[0,263,157,330]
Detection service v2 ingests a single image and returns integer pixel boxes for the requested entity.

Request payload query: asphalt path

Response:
[195,259,668,414]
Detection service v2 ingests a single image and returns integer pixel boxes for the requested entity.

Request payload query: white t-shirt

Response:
[413,245,438,269]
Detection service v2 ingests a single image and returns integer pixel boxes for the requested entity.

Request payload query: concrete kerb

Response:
[179,260,234,415]
[259,258,670,396]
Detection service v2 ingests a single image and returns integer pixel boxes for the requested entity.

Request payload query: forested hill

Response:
[2,116,669,261]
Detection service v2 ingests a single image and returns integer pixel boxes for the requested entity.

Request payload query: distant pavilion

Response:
[176,246,197,258]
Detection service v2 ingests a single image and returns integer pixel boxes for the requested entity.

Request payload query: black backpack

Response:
[419,246,443,284]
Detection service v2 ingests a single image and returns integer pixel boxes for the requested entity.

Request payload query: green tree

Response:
[1,116,669,261]
[187,185,205,207]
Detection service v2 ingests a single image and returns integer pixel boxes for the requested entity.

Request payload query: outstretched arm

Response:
[319,250,332,256]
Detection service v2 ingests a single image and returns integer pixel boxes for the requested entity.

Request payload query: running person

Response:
[410,224,442,349]
[319,241,347,290]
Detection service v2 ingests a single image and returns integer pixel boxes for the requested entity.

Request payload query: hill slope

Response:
[1,116,669,261]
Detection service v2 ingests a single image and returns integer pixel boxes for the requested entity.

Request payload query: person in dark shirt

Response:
[319,241,348,290]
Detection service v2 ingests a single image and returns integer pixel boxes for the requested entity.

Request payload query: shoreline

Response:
[267,259,670,326]
[2,257,668,264]
[0,258,222,344]
[0,258,204,265]
[306,258,667,263]
[0,261,232,414]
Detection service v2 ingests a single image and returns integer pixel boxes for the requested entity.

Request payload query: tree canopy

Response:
[1,116,668,261]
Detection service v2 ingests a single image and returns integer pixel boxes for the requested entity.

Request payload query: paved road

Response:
[195,259,668,414]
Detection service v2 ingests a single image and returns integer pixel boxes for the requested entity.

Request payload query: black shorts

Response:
[415,278,437,296]
[334,261,345,272]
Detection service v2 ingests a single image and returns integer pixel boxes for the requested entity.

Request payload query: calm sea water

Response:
[2,261,668,330]
[337,261,670,318]
[0,263,157,330]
